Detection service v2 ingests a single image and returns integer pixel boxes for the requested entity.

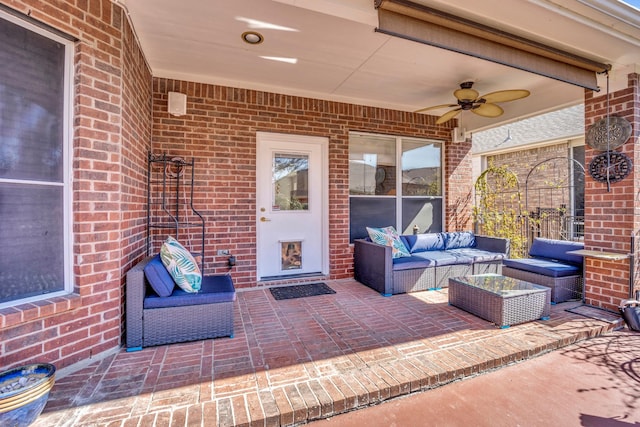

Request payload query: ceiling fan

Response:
[415,81,530,125]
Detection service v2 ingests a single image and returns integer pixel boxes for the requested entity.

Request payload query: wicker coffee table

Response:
[448,274,551,328]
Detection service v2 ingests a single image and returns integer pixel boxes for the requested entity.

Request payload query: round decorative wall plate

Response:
[588,151,632,183]
[585,116,632,151]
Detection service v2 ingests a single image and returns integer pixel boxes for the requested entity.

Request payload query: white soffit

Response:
[117,0,640,131]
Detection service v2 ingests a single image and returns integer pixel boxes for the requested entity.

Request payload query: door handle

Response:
[260,216,271,222]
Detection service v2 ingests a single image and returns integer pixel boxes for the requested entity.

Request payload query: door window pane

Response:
[273,153,309,211]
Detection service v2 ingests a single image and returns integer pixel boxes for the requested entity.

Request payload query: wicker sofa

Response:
[126,256,235,350]
[502,237,584,303]
[354,231,510,296]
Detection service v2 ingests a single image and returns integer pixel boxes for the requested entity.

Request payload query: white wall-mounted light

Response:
[452,127,467,143]
[167,92,187,116]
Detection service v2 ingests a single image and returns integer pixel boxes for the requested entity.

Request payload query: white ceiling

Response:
[119,0,640,132]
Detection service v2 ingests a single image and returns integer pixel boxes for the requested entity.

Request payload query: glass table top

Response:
[450,274,549,296]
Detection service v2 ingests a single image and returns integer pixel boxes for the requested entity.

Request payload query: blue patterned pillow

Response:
[366,226,411,258]
[160,236,202,293]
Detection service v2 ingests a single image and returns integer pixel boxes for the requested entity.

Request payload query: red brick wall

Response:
[583,73,639,310]
[152,79,471,288]
[120,15,153,339]
[0,0,151,370]
[446,137,474,231]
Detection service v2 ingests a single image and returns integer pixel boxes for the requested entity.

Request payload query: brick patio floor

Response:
[33,279,623,427]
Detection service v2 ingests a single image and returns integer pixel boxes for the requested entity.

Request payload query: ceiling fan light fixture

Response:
[417,81,530,124]
[242,31,264,45]
[454,88,479,101]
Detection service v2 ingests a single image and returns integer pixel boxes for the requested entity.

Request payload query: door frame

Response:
[255,132,329,280]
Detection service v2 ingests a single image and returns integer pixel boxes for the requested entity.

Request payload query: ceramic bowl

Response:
[0,363,56,427]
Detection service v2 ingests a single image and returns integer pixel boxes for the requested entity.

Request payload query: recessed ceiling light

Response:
[242,31,264,45]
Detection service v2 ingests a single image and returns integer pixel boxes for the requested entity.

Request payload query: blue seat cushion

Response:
[503,258,581,278]
[401,233,445,253]
[144,255,175,297]
[392,255,437,271]
[144,274,236,309]
[412,250,473,266]
[447,248,506,263]
[529,238,584,265]
[443,231,476,250]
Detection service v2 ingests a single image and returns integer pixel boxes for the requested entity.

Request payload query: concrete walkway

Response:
[311,329,640,427]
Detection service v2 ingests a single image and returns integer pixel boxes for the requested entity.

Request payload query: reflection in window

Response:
[402,139,441,196]
[273,153,309,211]
[349,135,396,196]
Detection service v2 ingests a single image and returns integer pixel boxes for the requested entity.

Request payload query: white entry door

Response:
[256,132,328,280]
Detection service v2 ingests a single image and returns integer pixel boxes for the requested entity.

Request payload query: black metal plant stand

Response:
[146,152,205,271]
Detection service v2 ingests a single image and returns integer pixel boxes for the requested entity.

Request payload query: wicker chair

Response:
[126,256,235,350]
[502,238,584,303]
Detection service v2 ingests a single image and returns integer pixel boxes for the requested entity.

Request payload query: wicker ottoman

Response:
[448,274,551,328]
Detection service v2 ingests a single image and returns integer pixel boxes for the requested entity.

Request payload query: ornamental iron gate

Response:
[474,157,585,258]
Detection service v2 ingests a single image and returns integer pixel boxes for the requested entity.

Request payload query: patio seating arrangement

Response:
[354,231,510,295]
[125,255,235,350]
[502,237,584,303]
[449,274,551,328]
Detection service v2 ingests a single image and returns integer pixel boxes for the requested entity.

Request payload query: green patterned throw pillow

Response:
[160,236,202,292]
[366,226,411,259]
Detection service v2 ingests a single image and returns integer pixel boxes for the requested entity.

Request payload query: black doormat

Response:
[269,283,336,300]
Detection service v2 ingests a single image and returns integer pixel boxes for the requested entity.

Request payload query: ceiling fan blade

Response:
[414,104,458,113]
[453,88,479,101]
[472,103,504,118]
[480,89,530,104]
[435,108,462,124]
